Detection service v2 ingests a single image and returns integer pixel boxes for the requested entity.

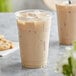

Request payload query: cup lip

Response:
[15,9,52,20]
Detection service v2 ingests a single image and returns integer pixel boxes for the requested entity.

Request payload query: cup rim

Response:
[15,9,52,20]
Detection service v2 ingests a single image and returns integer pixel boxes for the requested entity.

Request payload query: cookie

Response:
[0,42,11,51]
[0,35,14,51]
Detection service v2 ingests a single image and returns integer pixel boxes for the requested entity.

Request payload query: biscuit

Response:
[0,35,14,51]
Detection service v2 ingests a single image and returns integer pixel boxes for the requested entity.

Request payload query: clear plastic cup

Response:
[56,0,76,45]
[15,10,51,68]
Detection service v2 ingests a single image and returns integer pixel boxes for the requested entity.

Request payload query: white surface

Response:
[0,42,19,57]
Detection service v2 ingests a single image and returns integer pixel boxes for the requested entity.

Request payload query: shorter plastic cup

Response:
[56,0,76,45]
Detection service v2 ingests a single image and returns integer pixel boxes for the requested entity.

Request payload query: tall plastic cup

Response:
[15,10,51,68]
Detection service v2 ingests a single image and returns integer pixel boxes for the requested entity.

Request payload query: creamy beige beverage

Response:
[16,10,51,68]
[56,3,76,45]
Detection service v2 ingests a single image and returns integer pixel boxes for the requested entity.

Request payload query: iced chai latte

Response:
[56,0,76,45]
[15,10,51,68]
